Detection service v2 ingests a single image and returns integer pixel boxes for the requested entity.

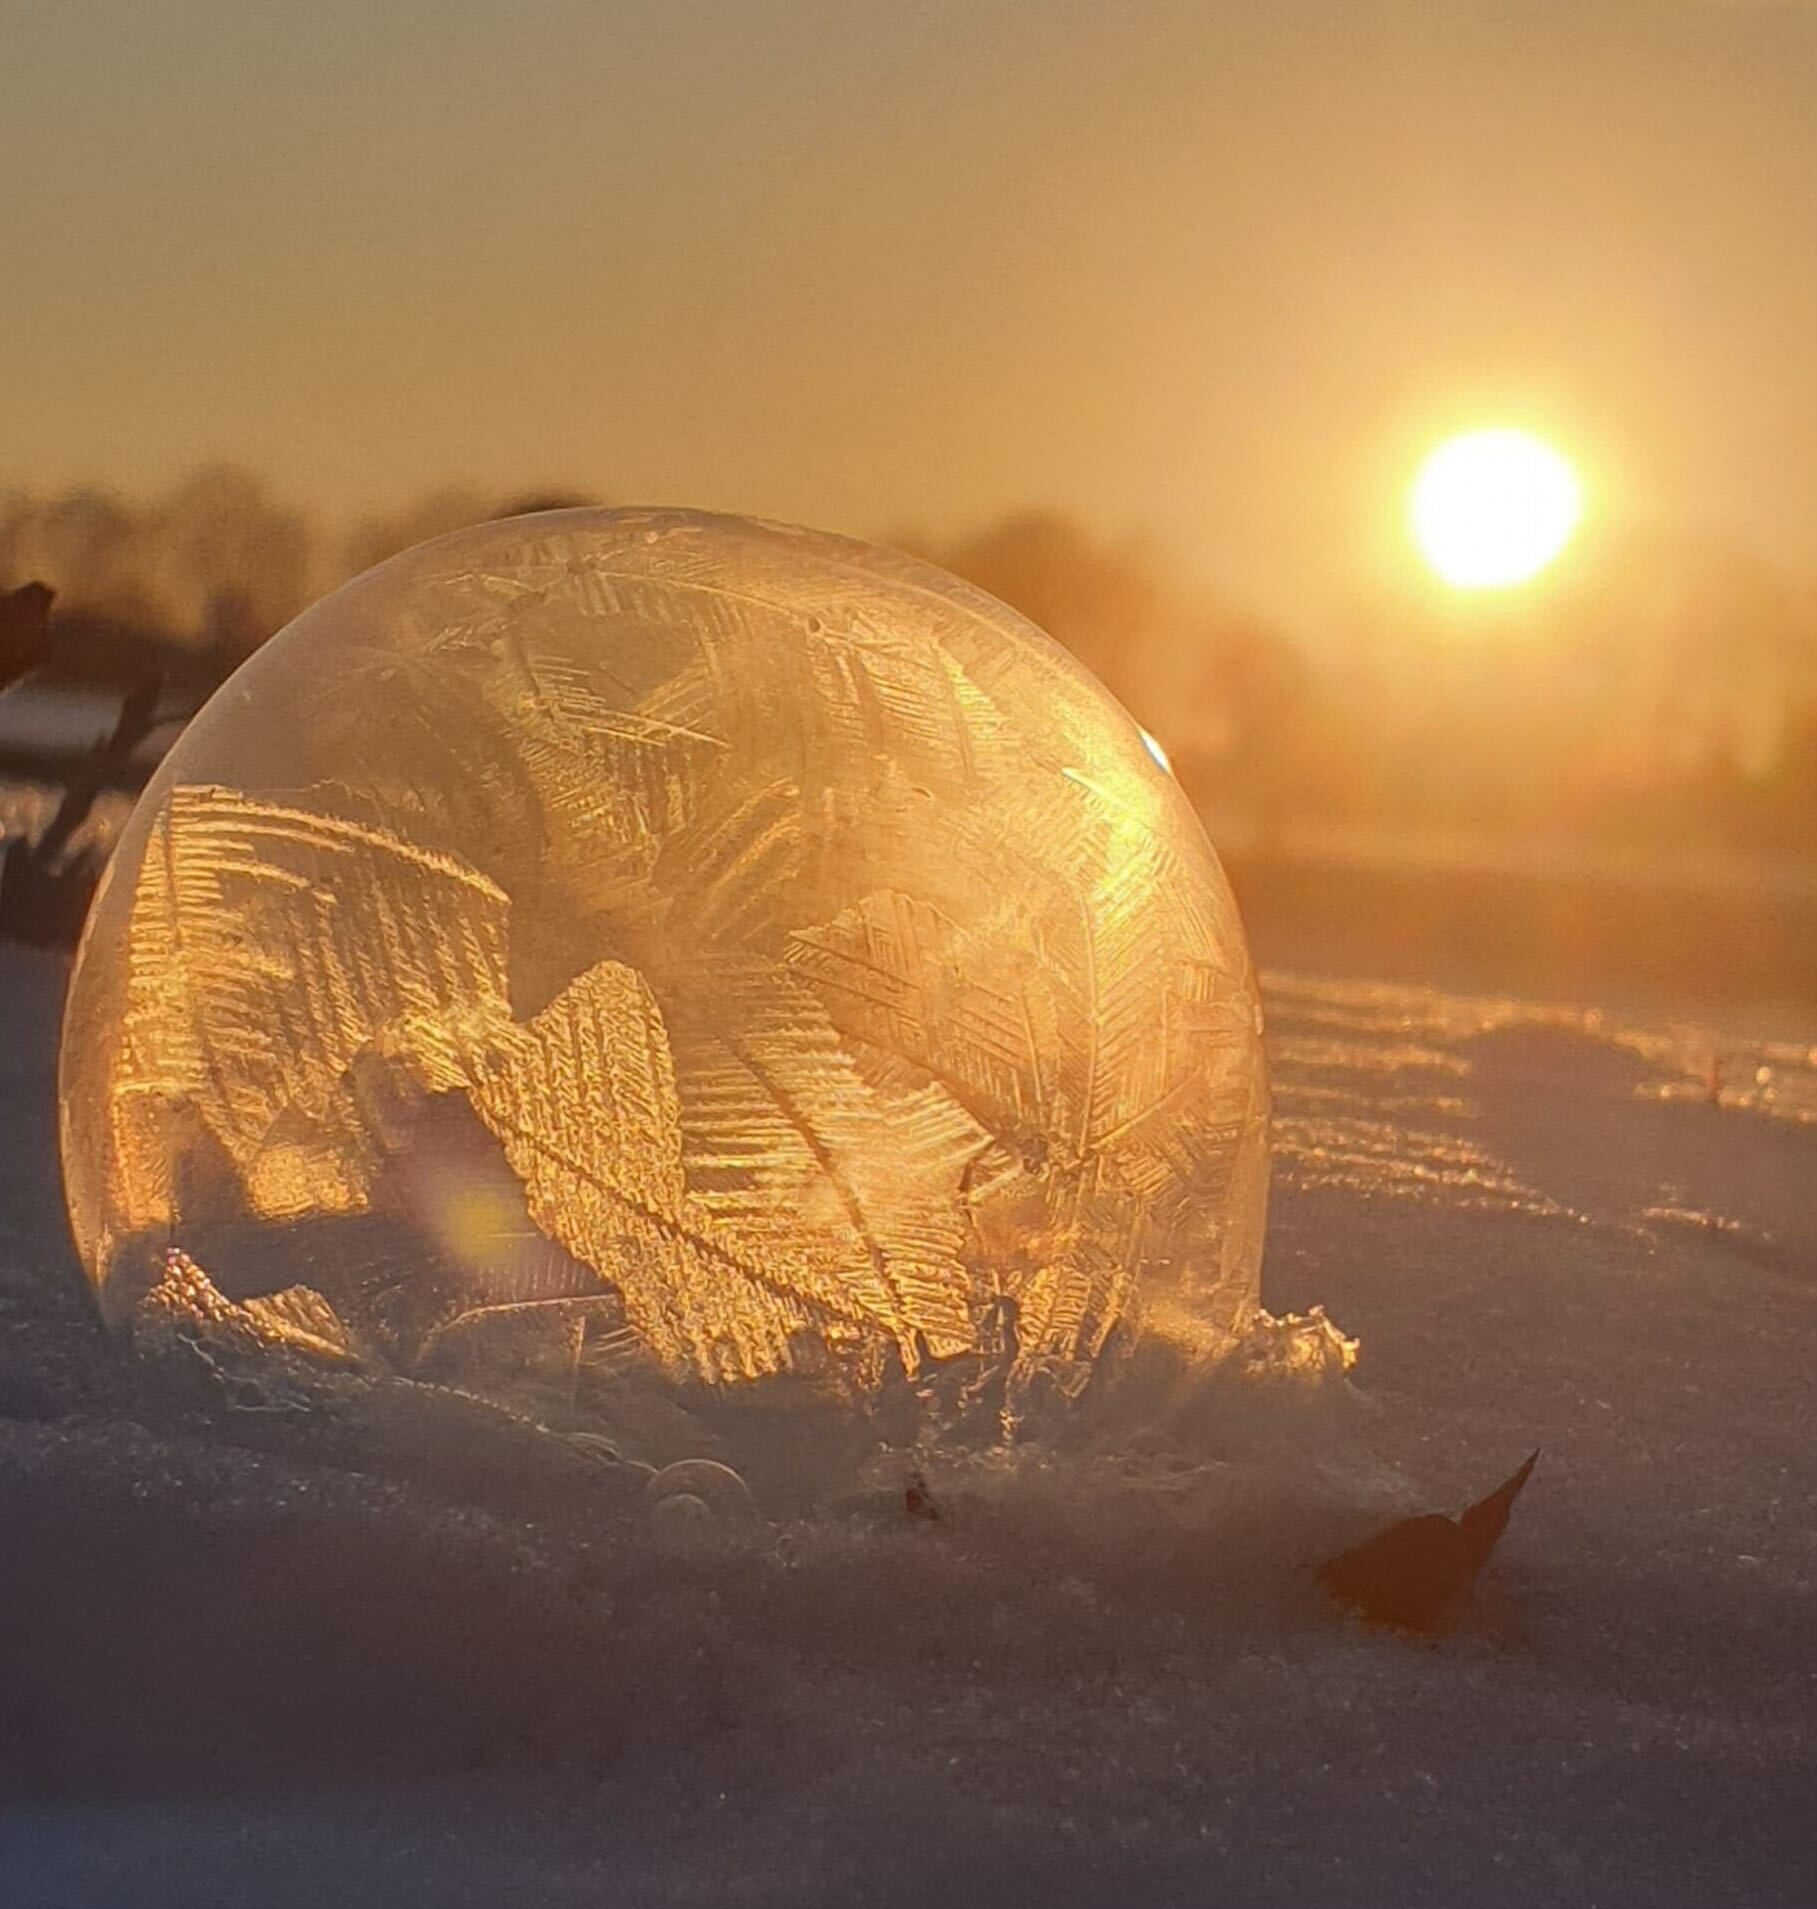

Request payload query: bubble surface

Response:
[60,509,1268,1437]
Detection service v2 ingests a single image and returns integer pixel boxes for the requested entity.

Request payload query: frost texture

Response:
[60,509,1269,1420]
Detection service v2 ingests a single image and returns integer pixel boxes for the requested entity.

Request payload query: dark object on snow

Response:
[1317,1449,1539,1636]
[0,662,163,947]
[905,1471,942,1522]
[0,582,55,690]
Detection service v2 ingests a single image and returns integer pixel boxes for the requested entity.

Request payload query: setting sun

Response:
[1410,429,1584,590]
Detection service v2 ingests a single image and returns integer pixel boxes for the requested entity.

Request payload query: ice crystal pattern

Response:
[60,510,1268,1408]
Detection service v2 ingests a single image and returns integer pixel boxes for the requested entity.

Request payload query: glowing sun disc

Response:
[1410,429,1583,589]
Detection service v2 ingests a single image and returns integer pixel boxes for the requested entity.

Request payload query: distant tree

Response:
[1778,704,1817,846]
[340,486,601,580]
[928,510,1320,836]
[340,487,495,580]
[148,465,312,654]
[1176,616,1316,842]
[936,510,1165,714]
[0,487,164,630]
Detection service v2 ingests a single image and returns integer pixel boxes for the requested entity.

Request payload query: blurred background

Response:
[2,0,1813,1011]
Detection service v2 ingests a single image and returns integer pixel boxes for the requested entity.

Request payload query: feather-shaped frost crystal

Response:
[60,509,1269,1424]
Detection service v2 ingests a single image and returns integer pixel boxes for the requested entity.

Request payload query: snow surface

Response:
[1,945,1812,1906]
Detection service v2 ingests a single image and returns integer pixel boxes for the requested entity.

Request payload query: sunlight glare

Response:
[1410,429,1583,590]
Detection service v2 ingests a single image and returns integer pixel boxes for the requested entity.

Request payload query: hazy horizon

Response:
[5,0,1816,636]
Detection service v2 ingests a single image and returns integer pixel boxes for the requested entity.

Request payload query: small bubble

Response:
[649,1492,714,1546]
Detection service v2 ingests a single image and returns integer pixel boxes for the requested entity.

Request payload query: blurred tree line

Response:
[2,470,1813,866]
[0,468,593,694]
[920,513,1817,865]
[1312,535,1817,865]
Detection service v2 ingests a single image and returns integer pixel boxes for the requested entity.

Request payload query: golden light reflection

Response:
[62,510,1273,1401]
[1410,429,1583,590]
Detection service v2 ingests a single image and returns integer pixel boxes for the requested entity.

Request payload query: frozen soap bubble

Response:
[60,509,1269,1445]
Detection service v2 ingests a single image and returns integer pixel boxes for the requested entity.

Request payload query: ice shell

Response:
[59,508,1269,1423]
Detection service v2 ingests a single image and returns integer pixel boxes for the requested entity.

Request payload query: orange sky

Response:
[3,1,1814,631]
